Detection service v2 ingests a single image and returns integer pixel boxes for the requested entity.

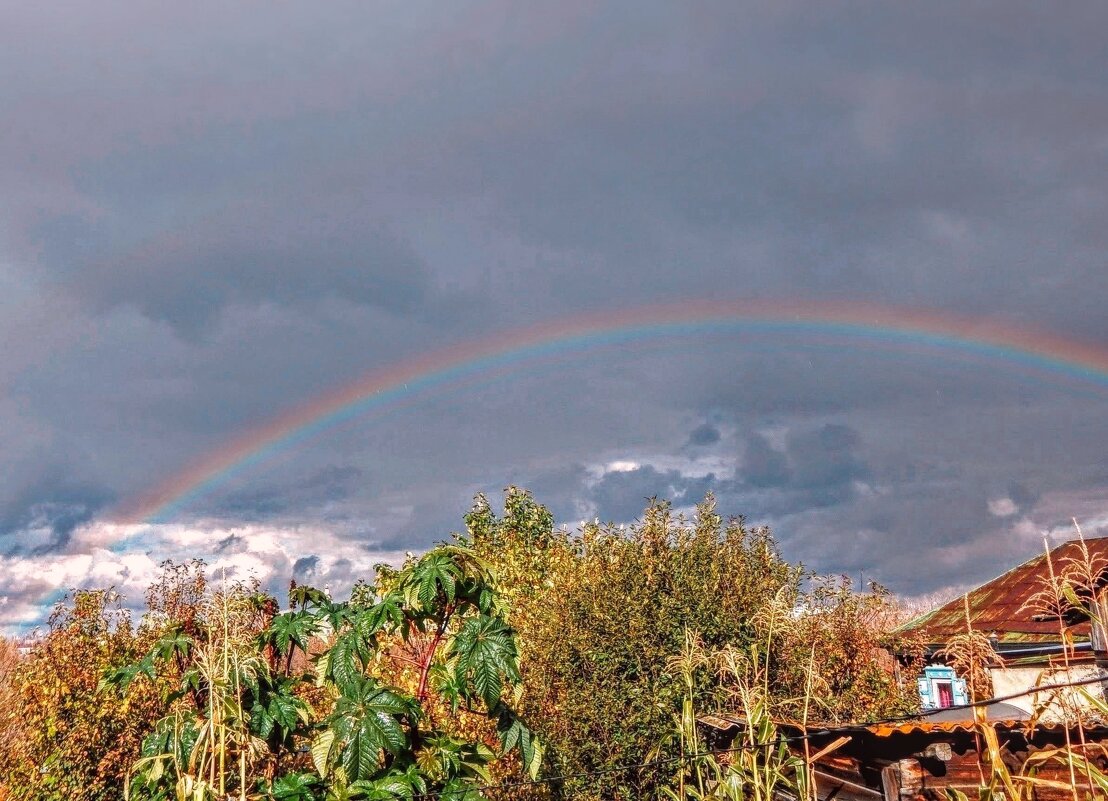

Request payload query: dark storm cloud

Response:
[590,466,721,523]
[786,424,870,494]
[570,422,870,525]
[214,534,246,555]
[1005,482,1041,514]
[715,424,872,518]
[212,465,364,520]
[740,433,791,489]
[1,471,115,555]
[292,556,321,582]
[2,1,1108,629]
[687,423,721,447]
[32,202,433,337]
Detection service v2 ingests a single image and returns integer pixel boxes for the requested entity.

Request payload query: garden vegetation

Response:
[0,489,922,800]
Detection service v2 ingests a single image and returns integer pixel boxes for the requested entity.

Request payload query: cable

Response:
[404,729,857,800]
[843,672,1108,729]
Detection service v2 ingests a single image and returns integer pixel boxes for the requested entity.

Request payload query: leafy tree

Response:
[467,487,916,800]
[773,577,924,724]
[0,489,919,801]
[0,590,169,801]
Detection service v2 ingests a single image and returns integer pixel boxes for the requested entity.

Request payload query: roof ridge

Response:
[897,536,1108,641]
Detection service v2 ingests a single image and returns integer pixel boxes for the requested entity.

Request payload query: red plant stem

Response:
[416,604,454,704]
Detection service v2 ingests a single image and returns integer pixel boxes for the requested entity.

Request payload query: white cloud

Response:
[605,460,640,473]
[0,520,409,636]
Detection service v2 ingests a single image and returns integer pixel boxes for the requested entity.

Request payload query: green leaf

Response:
[312,729,335,777]
[448,614,519,708]
[268,771,323,801]
[496,712,542,778]
[400,551,465,613]
[326,678,413,782]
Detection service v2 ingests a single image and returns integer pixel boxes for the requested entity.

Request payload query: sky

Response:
[2,1,1108,633]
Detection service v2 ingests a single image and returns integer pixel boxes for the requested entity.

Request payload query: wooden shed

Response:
[701,714,1108,800]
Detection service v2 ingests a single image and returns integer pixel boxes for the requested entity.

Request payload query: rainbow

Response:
[118,299,1108,524]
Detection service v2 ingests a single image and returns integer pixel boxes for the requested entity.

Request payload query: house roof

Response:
[899,537,1108,646]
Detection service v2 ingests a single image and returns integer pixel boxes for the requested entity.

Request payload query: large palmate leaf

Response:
[325,677,415,782]
[496,711,544,780]
[344,766,429,800]
[325,629,372,688]
[348,594,406,648]
[153,627,194,662]
[103,625,194,694]
[401,552,463,611]
[415,733,495,783]
[436,778,485,801]
[312,729,336,778]
[263,610,318,656]
[289,584,332,610]
[266,771,323,801]
[99,651,158,693]
[320,599,408,689]
[358,593,406,634]
[447,614,521,708]
[251,675,311,743]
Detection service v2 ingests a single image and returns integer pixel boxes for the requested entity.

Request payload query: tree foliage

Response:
[0,590,170,801]
[0,488,921,801]
[467,487,919,799]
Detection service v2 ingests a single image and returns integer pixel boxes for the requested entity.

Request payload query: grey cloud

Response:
[740,433,791,488]
[2,2,1108,628]
[212,465,365,521]
[214,534,247,555]
[687,423,721,447]
[292,555,321,581]
[781,479,1005,594]
[35,202,432,337]
[590,466,720,523]
[1005,482,1041,514]
[723,424,870,516]
[372,501,473,552]
[786,424,870,491]
[1,472,115,555]
[318,558,357,593]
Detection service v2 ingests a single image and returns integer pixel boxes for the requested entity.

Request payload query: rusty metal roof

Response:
[708,713,1108,740]
[898,537,1108,646]
[864,719,1010,736]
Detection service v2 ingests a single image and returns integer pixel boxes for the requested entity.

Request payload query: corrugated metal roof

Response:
[861,717,1108,738]
[898,537,1108,645]
[863,719,1021,736]
[707,714,1108,740]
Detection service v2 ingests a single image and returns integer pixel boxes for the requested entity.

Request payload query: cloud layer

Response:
[2,2,1108,632]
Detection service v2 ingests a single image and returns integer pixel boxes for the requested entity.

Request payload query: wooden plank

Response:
[808,736,852,764]
[879,764,899,801]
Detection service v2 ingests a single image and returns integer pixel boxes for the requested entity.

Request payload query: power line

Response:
[406,738,809,800]
[844,671,1108,728]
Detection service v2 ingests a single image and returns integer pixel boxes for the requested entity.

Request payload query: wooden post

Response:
[881,759,923,800]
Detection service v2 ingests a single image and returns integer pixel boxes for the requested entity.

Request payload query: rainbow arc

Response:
[118,300,1108,524]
